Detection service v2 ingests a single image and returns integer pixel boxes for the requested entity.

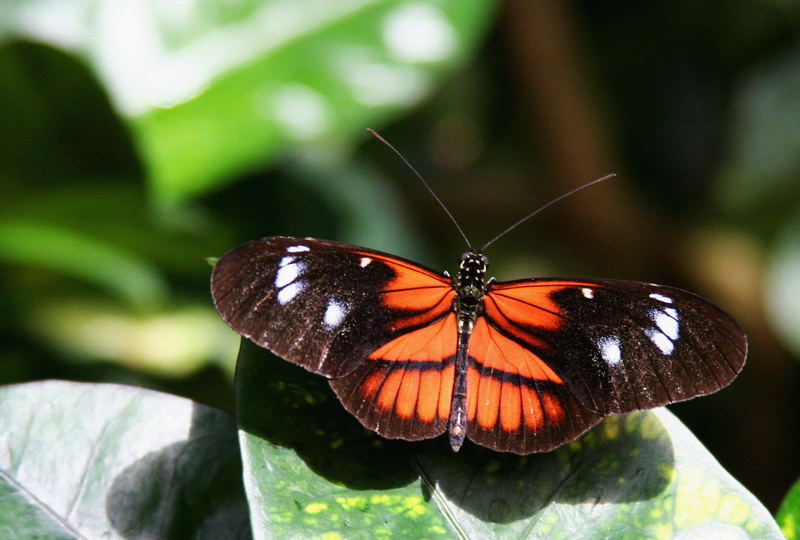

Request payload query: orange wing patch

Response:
[355,251,455,330]
[356,364,454,422]
[486,281,595,332]
[358,313,457,424]
[332,256,457,441]
[384,290,454,331]
[470,319,563,383]
[466,364,562,434]
[467,318,564,434]
[354,251,451,310]
[369,313,458,362]
[519,385,544,431]
[540,391,565,423]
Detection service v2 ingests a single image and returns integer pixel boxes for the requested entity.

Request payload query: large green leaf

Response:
[778,477,800,539]
[0,220,167,309]
[0,381,249,539]
[4,0,496,203]
[236,339,782,539]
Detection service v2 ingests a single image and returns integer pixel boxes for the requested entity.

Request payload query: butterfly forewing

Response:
[484,279,747,417]
[211,236,457,441]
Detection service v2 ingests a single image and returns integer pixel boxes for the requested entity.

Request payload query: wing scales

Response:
[213,236,747,454]
[330,313,458,441]
[465,318,602,453]
[484,279,747,417]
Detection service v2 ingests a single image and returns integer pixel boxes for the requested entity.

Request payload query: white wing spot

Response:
[581,287,594,299]
[597,336,622,366]
[275,259,305,288]
[359,257,372,268]
[287,245,310,253]
[277,282,303,305]
[645,328,675,355]
[651,308,680,340]
[323,298,348,329]
[649,292,673,304]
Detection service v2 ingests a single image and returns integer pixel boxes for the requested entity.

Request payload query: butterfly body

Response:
[211,236,746,454]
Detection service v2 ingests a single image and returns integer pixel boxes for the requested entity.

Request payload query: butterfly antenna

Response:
[481,173,617,251]
[368,128,472,249]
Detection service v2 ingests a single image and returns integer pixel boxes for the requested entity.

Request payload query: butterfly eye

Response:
[480,254,489,266]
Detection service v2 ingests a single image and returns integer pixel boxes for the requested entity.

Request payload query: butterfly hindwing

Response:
[464,316,604,453]
[483,279,747,418]
[211,236,457,441]
[329,313,457,441]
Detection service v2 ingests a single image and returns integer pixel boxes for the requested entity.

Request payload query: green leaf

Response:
[288,159,429,260]
[0,220,167,309]
[0,41,139,186]
[778,478,800,539]
[766,210,800,357]
[0,380,249,539]
[0,475,76,540]
[26,301,238,377]
[4,0,496,203]
[236,339,782,538]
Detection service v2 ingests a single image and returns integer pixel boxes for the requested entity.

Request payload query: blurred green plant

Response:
[0,0,495,383]
[3,0,495,204]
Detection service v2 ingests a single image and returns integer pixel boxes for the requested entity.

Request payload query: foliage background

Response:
[1,0,799,513]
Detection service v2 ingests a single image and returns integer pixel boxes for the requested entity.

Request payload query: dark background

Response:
[2,0,799,510]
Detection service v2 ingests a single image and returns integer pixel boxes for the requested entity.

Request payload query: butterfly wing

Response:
[467,278,747,453]
[464,312,604,453]
[211,236,458,441]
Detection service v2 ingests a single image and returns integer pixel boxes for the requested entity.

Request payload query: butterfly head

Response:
[457,251,489,299]
[459,250,489,272]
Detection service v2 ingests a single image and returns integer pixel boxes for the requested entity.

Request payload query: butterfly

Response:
[211,235,747,454]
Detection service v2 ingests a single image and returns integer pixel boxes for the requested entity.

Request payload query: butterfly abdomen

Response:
[448,251,491,451]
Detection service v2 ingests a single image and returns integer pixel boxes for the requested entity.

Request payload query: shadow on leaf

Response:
[236,339,419,490]
[105,405,251,538]
[236,339,674,519]
[413,411,673,523]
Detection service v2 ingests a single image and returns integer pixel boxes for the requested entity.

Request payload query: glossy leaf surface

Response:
[0,381,249,539]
